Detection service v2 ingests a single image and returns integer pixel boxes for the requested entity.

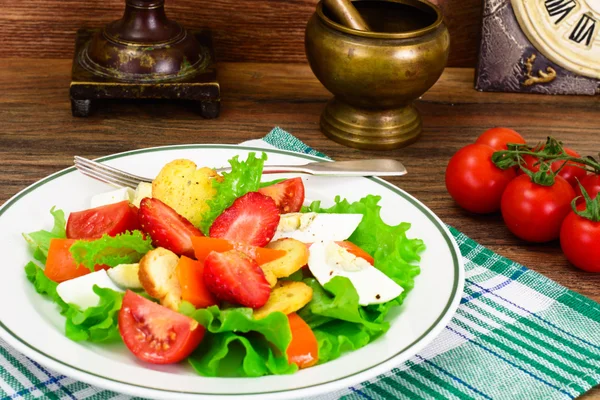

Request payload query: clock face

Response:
[512,0,600,79]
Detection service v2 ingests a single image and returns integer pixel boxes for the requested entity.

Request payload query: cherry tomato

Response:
[118,291,205,364]
[258,177,305,213]
[560,209,600,272]
[286,313,318,369]
[501,174,575,242]
[475,127,526,151]
[44,238,107,283]
[575,174,600,202]
[67,201,140,239]
[445,144,517,214]
[521,147,586,188]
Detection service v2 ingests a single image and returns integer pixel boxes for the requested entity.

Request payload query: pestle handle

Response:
[323,0,371,31]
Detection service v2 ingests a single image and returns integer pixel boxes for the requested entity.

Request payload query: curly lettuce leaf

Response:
[181,303,296,377]
[300,195,425,362]
[70,230,153,271]
[199,152,267,234]
[64,285,123,342]
[22,207,66,263]
[25,263,123,343]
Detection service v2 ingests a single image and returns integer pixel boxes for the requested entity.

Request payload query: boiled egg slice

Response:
[272,213,363,243]
[131,182,153,208]
[107,263,143,290]
[308,240,403,306]
[56,270,123,309]
[90,187,134,208]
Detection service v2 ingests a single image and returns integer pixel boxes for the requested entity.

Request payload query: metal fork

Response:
[74,156,407,189]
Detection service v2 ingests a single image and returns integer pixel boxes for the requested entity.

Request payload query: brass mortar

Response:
[305,0,450,150]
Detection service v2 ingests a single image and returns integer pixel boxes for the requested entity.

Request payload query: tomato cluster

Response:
[445,127,600,272]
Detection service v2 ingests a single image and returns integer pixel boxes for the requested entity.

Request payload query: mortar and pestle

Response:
[305,0,449,150]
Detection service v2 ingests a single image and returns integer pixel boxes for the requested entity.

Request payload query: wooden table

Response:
[1,59,599,398]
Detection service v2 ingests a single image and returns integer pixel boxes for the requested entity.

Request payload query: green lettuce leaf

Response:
[70,230,153,271]
[181,303,296,377]
[25,263,123,342]
[199,152,267,234]
[24,261,69,313]
[22,207,66,263]
[300,195,425,362]
[64,285,123,342]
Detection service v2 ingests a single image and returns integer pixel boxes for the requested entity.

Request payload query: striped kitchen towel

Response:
[0,127,598,400]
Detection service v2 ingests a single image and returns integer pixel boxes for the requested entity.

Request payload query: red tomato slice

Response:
[44,238,107,283]
[287,313,318,369]
[191,236,286,265]
[258,177,305,214]
[335,241,374,265]
[176,256,218,309]
[118,290,205,364]
[66,201,140,239]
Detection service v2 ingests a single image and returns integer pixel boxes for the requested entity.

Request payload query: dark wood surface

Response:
[0,59,599,398]
[0,0,480,67]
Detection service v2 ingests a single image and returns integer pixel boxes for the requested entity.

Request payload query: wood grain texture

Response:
[0,59,599,398]
[0,0,480,67]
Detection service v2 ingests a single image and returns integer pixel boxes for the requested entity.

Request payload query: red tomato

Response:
[118,291,205,364]
[258,177,305,213]
[575,174,600,202]
[44,238,107,282]
[66,201,140,239]
[521,147,586,187]
[560,210,600,272]
[286,313,318,369]
[445,144,517,214]
[176,256,218,309]
[475,127,526,151]
[501,174,575,242]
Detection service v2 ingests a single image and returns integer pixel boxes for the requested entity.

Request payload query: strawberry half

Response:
[209,192,280,247]
[138,198,203,257]
[203,250,270,308]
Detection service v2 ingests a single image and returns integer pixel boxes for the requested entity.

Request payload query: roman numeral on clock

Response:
[544,0,577,24]
[568,13,597,47]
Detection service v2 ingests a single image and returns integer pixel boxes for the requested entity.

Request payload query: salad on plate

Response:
[22,152,425,377]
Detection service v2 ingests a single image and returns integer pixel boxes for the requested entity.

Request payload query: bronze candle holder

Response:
[70,0,220,117]
[305,0,449,150]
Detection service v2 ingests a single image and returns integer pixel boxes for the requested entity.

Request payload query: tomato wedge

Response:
[336,241,374,265]
[287,313,318,369]
[44,238,106,282]
[66,201,140,239]
[258,177,305,213]
[176,256,218,308]
[118,291,205,364]
[191,236,286,265]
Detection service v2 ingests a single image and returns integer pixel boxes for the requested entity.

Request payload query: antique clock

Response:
[476,0,599,95]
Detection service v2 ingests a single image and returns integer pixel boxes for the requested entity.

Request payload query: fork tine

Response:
[75,165,141,189]
[74,156,152,183]
[74,162,142,188]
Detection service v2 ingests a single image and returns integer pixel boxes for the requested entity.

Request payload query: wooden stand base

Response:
[70,29,220,118]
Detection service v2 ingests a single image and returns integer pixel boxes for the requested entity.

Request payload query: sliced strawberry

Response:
[209,192,280,247]
[258,177,305,214]
[138,198,203,258]
[203,250,270,308]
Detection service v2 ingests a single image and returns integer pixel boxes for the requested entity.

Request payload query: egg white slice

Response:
[131,182,153,208]
[90,187,135,208]
[107,263,142,290]
[308,241,403,306]
[272,213,363,243]
[56,270,123,309]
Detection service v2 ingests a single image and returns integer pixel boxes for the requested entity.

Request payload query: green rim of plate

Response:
[0,144,461,396]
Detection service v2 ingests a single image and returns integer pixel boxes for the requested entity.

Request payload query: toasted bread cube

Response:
[253,281,313,319]
[261,239,309,287]
[138,247,181,310]
[152,159,221,227]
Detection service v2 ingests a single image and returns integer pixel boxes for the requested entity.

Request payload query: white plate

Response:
[0,145,464,400]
